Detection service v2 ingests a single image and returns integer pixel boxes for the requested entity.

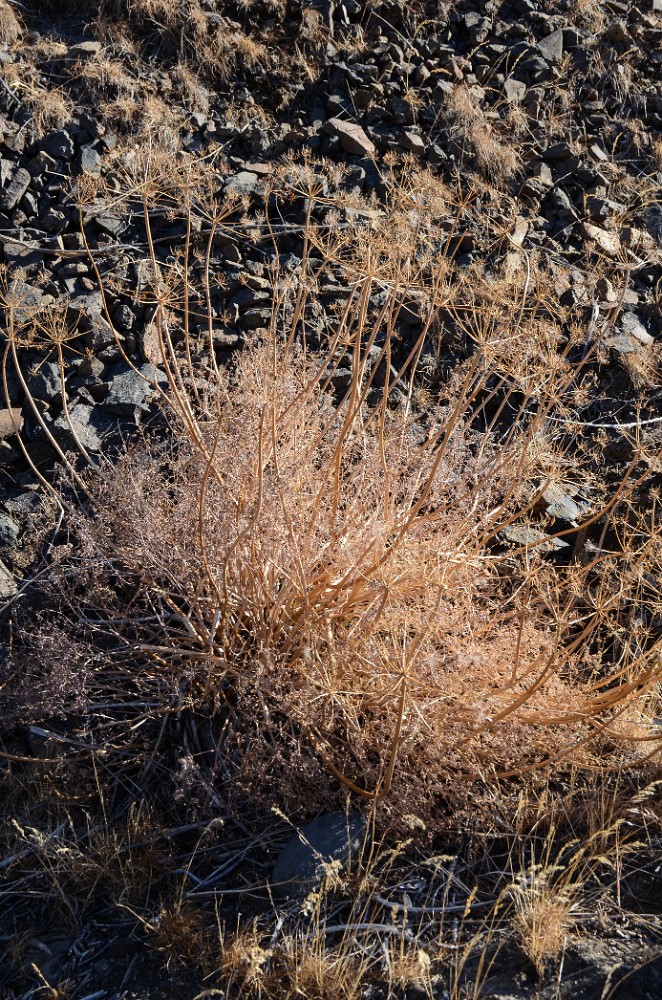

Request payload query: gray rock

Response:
[220,242,242,263]
[548,188,572,212]
[580,223,621,256]
[53,402,113,453]
[543,142,573,161]
[67,287,104,323]
[604,332,639,356]
[78,111,105,138]
[85,312,118,351]
[324,117,376,157]
[0,512,19,547]
[92,213,124,237]
[41,130,75,160]
[41,207,67,232]
[22,189,38,217]
[271,812,366,899]
[503,78,526,103]
[76,356,106,381]
[28,361,62,404]
[79,144,102,176]
[9,279,43,325]
[542,485,587,524]
[520,55,552,82]
[500,524,570,552]
[1,158,15,187]
[621,312,654,347]
[538,28,564,64]
[3,490,43,520]
[588,143,609,162]
[399,130,426,154]
[67,41,102,60]
[238,307,272,330]
[0,407,23,440]
[224,171,259,198]
[596,277,617,303]
[113,303,136,331]
[2,167,31,211]
[229,287,270,309]
[4,240,44,277]
[101,362,165,418]
[343,206,385,226]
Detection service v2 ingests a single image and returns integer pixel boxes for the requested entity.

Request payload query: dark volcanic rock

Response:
[271,812,366,898]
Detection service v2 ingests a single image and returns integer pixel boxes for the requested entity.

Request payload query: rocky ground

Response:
[1,1,661,997]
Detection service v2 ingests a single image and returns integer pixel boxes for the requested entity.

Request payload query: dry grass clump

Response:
[0,0,22,45]
[86,0,275,83]
[444,84,521,184]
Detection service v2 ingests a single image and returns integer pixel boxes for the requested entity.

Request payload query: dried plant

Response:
[0,0,22,45]
[1,149,661,999]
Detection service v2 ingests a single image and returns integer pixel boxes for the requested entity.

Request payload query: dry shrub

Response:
[16,324,658,832]
[0,1,22,44]
[3,157,661,843]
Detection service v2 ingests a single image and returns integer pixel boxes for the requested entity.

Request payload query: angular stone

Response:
[324,117,376,157]
[0,408,23,440]
[224,171,259,198]
[8,279,43,325]
[589,143,609,162]
[580,223,621,256]
[596,276,617,303]
[500,524,570,552]
[41,130,75,160]
[542,485,585,524]
[101,362,165,418]
[67,41,102,60]
[79,145,102,176]
[399,130,426,153]
[503,77,526,103]
[113,303,136,331]
[53,403,113,453]
[66,285,104,321]
[238,307,271,329]
[543,142,573,161]
[343,206,385,226]
[604,332,639,356]
[85,312,118,351]
[531,161,553,187]
[28,361,61,404]
[3,490,43,521]
[41,208,67,232]
[645,205,662,246]
[520,55,552,81]
[621,312,654,347]
[272,813,366,899]
[92,212,124,237]
[1,167,31,211]
[510,217,529,247]
[538,28,564,64]
[0,512,20,547]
